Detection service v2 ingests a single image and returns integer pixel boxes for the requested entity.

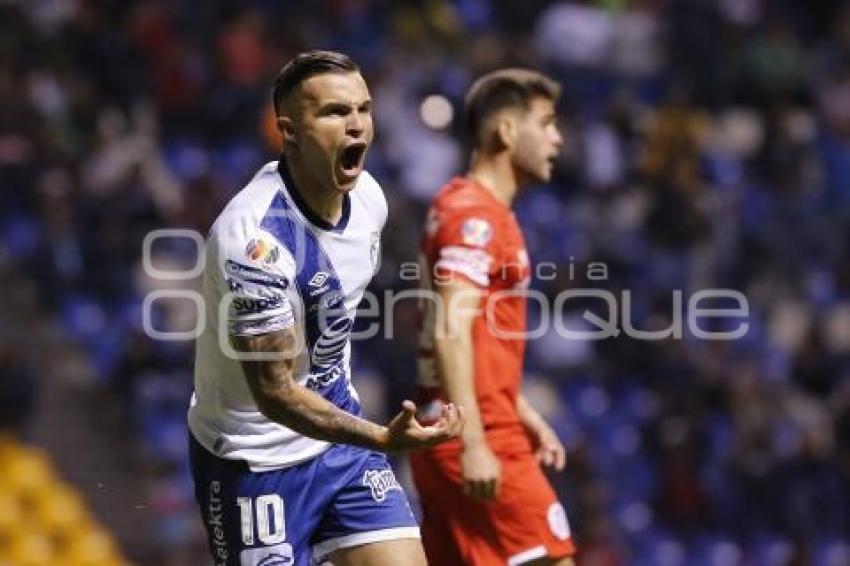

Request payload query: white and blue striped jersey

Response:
[189,160,386,471]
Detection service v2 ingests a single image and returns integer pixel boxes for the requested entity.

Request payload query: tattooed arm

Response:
[232,328,464,452]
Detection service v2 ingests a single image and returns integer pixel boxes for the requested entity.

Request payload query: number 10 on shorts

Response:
[237,494,286,545]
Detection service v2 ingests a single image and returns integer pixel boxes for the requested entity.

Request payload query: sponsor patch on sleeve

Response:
[434,245,492,287]
[225,260,289,290]
[223,259,294,336]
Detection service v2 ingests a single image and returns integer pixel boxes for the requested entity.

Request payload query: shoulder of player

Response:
[352,169,387,222]
[432,194,509,232]
[352,170,384,202]
[424,182,514,254]
[210,161,280,235]
[433,178,507,218]
[207,163,295,274]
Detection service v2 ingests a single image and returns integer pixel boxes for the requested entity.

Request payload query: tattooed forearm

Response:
[232,329,388,450]
[262,389,387,449]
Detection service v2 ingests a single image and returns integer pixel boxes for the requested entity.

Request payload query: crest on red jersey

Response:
[461,218,492,247]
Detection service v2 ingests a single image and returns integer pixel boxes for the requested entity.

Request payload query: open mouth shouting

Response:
[337,141,368,184]
[542,152,558,176]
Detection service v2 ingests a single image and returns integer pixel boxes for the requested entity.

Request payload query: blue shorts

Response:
[189,434,419,566]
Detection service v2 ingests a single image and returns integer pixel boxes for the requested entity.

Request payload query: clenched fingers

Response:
[463,477,500,501]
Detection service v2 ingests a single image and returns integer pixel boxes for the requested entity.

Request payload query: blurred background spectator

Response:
[2,0,850,564]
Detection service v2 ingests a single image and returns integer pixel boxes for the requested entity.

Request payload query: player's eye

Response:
[324,105,350,117]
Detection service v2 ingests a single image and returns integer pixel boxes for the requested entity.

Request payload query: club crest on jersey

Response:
[370,231,380,270]
[362,469,402,502]
[245,237,279,265]
[461,218,493,247]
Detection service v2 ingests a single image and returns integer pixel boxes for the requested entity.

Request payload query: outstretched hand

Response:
[383,400,465,452]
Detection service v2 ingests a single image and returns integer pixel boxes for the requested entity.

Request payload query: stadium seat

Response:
[33,484,91,541]
[8,531,56,566]
[0,491,22,538]
[64,527,121,565]
[0,438,128,564]
[3,447,54,496]
[813,538,850,566]
[748,534,793,566]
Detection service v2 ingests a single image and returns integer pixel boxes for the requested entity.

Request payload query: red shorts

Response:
[410,446,575,565]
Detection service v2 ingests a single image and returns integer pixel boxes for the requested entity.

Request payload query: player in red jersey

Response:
[410,69,575,565]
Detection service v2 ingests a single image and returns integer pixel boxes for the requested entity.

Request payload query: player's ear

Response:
[495,114,517,151]
[277,114,297,146]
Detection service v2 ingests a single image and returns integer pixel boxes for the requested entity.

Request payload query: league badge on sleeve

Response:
[461,218,493,247]
[245,237,280,266]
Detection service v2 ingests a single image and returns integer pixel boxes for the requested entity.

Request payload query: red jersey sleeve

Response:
[429,206,505,289]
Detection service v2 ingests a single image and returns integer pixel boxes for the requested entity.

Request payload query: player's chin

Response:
[531,164,553,184]
[541,156,559,180]
[333,167,361,192]
[333,158,366,191]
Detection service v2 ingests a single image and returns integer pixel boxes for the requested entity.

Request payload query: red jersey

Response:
[416,177,532,450]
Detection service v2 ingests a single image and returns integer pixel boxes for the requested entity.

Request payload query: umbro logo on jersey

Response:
[308,272,331,297]
[309,272,329,287]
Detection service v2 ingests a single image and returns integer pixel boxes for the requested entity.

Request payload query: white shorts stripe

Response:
[312,526,421,561]
[508,544,548,565]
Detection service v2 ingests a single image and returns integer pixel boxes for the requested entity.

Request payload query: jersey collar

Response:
[277,157,351,233]
[461,176,513,212]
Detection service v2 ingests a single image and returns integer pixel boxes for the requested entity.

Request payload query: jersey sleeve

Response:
[213,226,298,337]
[429,206,504,288]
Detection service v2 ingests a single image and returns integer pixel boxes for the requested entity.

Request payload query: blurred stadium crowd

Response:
[2,0,850,564]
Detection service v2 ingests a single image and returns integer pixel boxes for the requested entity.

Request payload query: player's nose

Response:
[346,112,365,138]
[552,126,564,148]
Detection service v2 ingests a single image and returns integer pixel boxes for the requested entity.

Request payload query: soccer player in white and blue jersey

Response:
[188,51,464,566]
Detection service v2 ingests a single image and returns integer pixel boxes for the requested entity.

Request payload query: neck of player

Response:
[468,151,520,206]
[284,152,346,225]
